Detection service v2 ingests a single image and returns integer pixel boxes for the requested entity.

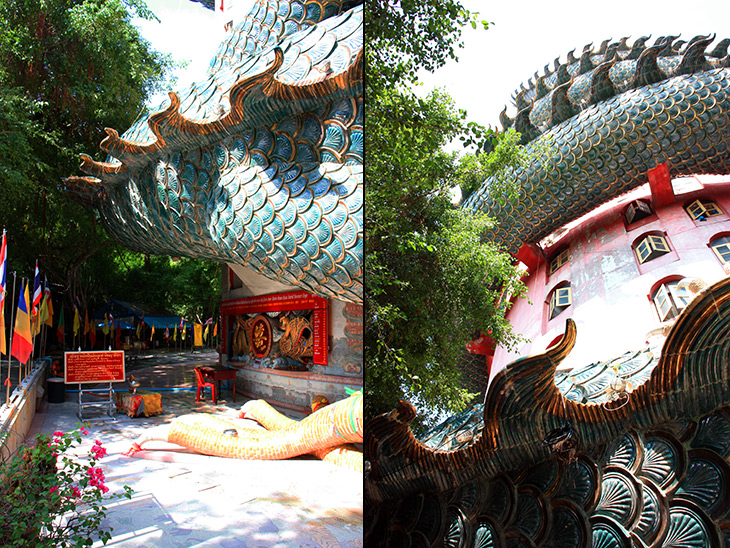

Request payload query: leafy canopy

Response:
[0,0,218,324]
[366,0,531,429]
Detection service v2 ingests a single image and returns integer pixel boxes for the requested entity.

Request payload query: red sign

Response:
[312,308,328,365]
[250,315,273,358]
[65,351,126,384]
[221,291,327,315]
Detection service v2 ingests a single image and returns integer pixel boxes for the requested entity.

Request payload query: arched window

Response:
[652,280,691,321]
[548,283,572,320]
[634,234,671,264]
[624,200,653,225]
[685,199,723,221]
[710,235,730,264]
[549,247,570,275]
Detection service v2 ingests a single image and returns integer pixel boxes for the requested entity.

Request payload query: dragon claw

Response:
[122,442,142,457]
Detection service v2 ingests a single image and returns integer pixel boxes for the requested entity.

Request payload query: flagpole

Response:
[12,278,22,386]
[28,321,35,383]
[39,305,46,360]
[5,272,16,406]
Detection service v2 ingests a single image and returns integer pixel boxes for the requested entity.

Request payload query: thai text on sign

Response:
[65,351,126,384]
[312,309,327,365]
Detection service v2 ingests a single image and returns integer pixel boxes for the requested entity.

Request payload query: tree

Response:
[0,0,179,313]
[365,0,531,430]
[101,253,221,322]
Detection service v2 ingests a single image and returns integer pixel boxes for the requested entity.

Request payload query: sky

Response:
[132,0,252,103]
[417,0,730,135]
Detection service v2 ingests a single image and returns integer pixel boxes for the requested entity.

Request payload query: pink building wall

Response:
[490,177,730,385]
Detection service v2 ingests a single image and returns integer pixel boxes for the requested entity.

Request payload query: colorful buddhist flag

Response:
[173,325,178,341]
[43,276,53,327]
[0,230,7,355]
[34,297,45,337]
[32,262,41,317]
[72,306,80,336]
[102,313,109,336]
[11,280,32,365]
[57,306,65,344]
[213,322,218,338]
[204,323,209,341]
[150,325,155,341]
[181,324,186,341]
[165,325,170,340]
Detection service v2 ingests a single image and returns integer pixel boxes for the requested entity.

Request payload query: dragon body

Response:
[125,390,363,471]
[65,0,363,303]
[464,35,730,255]
[367,35,730,547]
[64,0,363,474]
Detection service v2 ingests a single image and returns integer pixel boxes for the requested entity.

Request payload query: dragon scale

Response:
[366,35,730,548]
[65,0,363,303]
[463,36,730,256]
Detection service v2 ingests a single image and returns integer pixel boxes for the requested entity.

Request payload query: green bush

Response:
[0,427,132,547]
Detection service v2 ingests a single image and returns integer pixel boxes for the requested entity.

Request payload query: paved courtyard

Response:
[27,350,363,547]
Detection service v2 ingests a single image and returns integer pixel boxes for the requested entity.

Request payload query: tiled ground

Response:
[29,350,363,547]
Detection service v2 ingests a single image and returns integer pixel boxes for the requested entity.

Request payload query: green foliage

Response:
[366,72,528,430]
[367,0,490,86]
[0,0,219,323]
[457,129,554,204]
[366,0,547,430]
[0,427,132,546]
[102,253,221,320]
[0,0,174,151]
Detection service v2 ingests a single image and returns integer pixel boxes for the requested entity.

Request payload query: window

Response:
[686,199,723,221]
[549,248,570,275]
[625,200,653,225]
[711,235,730,263]
[635,234,671,264]
[652,280,691,321]
[548,285,572,320]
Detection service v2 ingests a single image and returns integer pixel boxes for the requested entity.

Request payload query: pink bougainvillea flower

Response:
[90,440,108,460]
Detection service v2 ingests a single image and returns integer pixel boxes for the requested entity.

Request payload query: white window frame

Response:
[548,285,572,320]
[652,280,691,321]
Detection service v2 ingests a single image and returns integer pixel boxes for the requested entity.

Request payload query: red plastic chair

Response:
[194,367,216,403]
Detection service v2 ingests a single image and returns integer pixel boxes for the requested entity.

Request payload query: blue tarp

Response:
[91,299,184,330]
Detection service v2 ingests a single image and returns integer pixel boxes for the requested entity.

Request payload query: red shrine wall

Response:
[490,176,730,385]
[220,263,362,414]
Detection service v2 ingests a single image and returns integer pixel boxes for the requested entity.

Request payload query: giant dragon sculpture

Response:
[367,35,730,547]
[64,0,363,304]
[64,0,362,470]
[464,34,730,255]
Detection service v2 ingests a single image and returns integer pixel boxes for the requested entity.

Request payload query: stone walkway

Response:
[28,350,363,547]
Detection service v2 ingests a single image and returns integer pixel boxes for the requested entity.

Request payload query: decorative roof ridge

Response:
[73,46,362,186]
[366,276,730,502]
[499,34,729,144]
